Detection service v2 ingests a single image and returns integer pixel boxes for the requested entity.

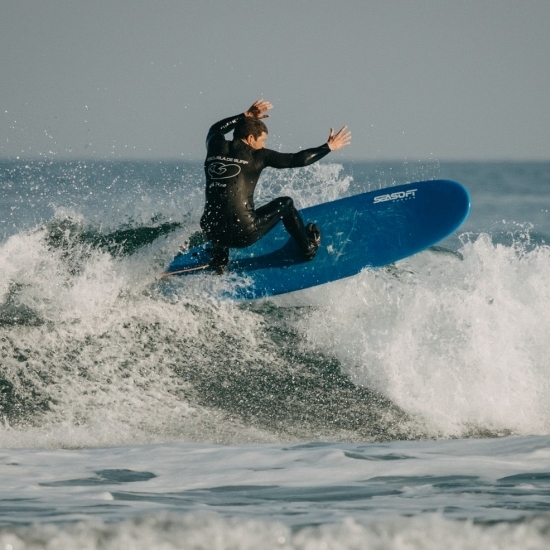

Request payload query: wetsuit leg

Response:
[254,197,311,252]
[200,214,229,274]
[201,197,319,269]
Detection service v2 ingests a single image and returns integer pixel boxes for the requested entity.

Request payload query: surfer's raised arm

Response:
[327,126,352,151]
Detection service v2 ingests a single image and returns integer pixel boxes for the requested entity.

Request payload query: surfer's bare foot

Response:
[304,223,321,260]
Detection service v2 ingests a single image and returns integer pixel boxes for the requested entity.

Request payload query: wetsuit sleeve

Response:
[259,144,331,169]
[205,114,245,149]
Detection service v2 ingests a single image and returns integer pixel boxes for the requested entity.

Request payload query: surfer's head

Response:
[235,118,268,149]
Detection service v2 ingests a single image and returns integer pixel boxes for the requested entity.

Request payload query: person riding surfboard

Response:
[200,99,351,273]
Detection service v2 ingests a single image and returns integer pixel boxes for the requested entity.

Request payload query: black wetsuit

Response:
[200,114,330,267]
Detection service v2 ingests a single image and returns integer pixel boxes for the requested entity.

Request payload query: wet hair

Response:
[233,118,268,140]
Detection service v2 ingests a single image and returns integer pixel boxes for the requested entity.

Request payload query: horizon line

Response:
[1,156,549,164]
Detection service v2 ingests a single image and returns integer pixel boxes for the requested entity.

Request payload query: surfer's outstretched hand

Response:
[327,126,351,151]
[245,99,273,119]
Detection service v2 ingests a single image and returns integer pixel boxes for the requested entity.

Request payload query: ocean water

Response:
[1,158,549,548]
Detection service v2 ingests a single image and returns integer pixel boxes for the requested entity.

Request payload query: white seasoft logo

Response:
[207,161,242,180]
[373,189,417,204]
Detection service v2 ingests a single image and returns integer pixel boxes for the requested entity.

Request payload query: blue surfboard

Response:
[162,179,470,299]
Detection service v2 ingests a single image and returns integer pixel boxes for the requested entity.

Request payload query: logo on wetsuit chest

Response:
[207,161,242,180]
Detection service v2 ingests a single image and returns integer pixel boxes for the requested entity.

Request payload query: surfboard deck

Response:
[162,179,470,300]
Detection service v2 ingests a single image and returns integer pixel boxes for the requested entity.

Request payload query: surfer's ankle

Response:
[213,265,227,275]
[209,245,229,274]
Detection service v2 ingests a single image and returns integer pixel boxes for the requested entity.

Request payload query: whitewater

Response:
[1,159,550,548]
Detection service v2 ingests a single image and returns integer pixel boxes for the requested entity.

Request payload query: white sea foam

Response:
[2,436,550,536]
[297,232,550,437]
[0,223,283,448]
[1,513,550,550]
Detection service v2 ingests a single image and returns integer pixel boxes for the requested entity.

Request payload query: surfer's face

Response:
[245,132,267,150]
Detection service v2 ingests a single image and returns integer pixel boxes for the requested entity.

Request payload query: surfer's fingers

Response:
[334,125,348,137]
[255,99,273,110]
[337,127,352,143]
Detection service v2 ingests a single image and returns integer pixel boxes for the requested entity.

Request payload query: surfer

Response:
[200,99,351,273]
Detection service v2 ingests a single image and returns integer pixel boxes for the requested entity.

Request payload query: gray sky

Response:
[1,0,549,161]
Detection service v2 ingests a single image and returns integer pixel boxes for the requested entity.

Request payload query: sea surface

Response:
[1,159,549,549]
